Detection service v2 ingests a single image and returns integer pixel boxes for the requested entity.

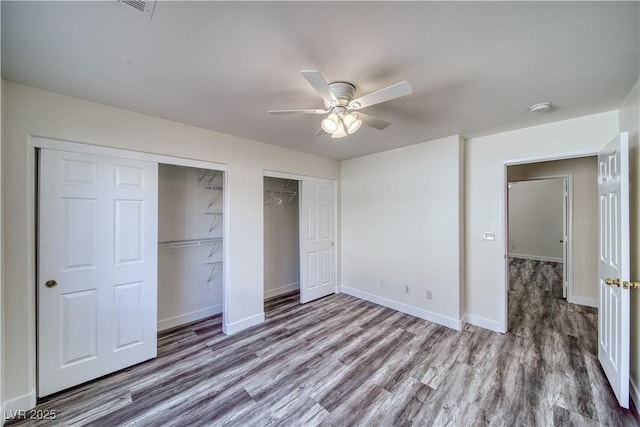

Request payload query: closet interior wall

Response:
[158,164,224,330]
[264,177,300,299]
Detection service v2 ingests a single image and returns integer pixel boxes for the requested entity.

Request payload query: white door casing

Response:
[597,132,630,409]
[562,178,569,299]
[38,148,158,397]
[299,181,336,303]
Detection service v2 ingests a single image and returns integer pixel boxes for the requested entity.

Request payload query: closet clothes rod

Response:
[158,237,222,249]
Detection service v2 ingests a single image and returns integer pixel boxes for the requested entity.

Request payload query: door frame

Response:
[32,137,229,396]
[506,175,573,303]
[263,170,338,302]
[498,149,598,333]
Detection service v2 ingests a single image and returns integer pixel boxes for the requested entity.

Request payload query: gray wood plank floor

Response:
[7,258,640,426]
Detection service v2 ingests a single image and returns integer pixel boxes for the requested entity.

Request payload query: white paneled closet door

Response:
[299,181,336,303]
[38,148,158,397]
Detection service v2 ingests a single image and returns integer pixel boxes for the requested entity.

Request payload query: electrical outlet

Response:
[426,290,432,300]
[404,285,410,294]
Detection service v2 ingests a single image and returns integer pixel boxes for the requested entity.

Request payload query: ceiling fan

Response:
[269,70,413,139]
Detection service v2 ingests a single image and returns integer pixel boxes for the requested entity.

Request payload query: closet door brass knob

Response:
[45,280,57,288]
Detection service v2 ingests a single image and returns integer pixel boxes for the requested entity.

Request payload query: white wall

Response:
[263,177,299,299]
[508,179,564,261]
[1,81,340,409]
[341,135,465,329]
[157,165,224,330]
[508,157,599,305]
[619,79,640,405]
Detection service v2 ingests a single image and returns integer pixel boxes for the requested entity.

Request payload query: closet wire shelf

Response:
[264,189,298,206]
[158,237,222,249]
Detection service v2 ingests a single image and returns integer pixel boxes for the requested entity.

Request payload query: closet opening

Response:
[263,176,300,307]
[34,137,229,397]
[158,164,225,332]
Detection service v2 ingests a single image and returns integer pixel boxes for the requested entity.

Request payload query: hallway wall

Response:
[508,179,564,261]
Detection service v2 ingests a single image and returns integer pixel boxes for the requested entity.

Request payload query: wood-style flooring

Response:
[7,259,640,426]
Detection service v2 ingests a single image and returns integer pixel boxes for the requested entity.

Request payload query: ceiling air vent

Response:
[117,0,156,19]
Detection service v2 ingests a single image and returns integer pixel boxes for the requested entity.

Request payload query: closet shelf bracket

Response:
[198,169,220,188]
[204,212,223,231]
[206,264,220,284]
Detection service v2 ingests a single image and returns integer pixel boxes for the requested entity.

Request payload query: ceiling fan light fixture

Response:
[330,120,347,139]
[343,113,362,134]
[321,113,339,133]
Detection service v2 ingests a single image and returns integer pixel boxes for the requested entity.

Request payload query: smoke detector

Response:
[529,102,552,113]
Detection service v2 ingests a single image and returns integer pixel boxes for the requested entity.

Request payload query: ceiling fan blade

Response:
[269,108,328,115]
[357,112,391,130]
[349,81,412,109]
[301,70,338,105]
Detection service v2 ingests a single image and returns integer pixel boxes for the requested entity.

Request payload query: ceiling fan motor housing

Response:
[326,82,356,107]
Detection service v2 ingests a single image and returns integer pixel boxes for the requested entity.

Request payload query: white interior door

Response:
[38,148,158,397]
[597,132,630,408]
[299,181,336,303]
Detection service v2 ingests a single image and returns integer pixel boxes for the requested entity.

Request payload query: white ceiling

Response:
[2,1,639,160]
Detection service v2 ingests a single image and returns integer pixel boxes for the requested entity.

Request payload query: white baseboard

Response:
[223,312,265,335]
[340,286,461,331]
[569,295,598,308]
[631,377,640,415]
[157,304,223,331]
[264,282,299,300]
[509,253,563,263]
[3,390,36,420]
[462,313,503,333]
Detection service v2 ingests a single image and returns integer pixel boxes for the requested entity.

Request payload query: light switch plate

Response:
[483,231,495,241]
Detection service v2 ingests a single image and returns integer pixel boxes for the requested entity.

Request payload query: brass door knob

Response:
[605,278,640,289]
[45,280,57,288]
[605,278,621,286]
